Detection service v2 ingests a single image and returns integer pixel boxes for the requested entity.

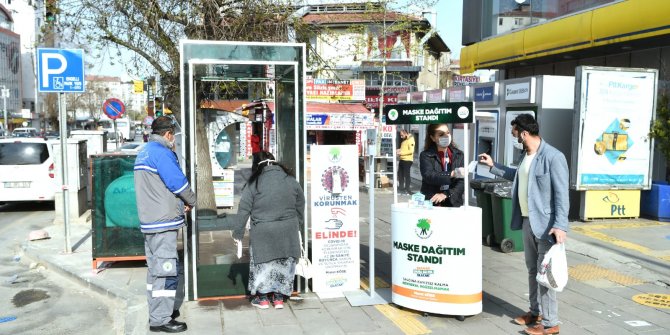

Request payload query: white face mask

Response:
[167,132,176,149]
[438,135,451,148]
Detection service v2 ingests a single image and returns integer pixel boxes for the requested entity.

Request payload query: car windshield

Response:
[0,143,49,165]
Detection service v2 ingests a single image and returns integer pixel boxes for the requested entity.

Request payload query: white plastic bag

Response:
[536,243,568,292]
[295,232,313,279]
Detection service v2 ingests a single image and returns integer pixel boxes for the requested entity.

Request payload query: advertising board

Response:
[572,66,657,190]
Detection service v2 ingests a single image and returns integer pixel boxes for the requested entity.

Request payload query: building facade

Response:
[298,1,449,111]
[460,0,670,179]
[0,4,22,131]
[3,0,44,130]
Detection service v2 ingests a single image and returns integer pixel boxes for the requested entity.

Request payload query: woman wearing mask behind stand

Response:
[419,123,466,207]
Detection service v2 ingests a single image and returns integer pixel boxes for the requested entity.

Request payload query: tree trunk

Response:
[195,111,217,217]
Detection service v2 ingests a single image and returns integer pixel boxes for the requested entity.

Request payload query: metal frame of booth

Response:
[179,40,306,301]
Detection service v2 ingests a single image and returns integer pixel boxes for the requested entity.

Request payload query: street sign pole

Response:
[59,92,71,253]
[35,48,84,254]
[113,119,118,148]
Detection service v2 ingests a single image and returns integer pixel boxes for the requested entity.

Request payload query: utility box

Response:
[90,154,144,269]
[51,139,89,221]
[51,139,88,190]
[71,130,108,156]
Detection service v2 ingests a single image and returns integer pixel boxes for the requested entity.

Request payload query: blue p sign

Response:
[36,48,85,93]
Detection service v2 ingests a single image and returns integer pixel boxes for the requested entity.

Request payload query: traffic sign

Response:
[143,116,155,127]
[36,48,85,93]
[102,98,126,120]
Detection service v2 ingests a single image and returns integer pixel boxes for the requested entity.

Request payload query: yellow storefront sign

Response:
[581,190,640,219]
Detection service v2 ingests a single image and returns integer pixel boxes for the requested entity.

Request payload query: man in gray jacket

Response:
[135,116,196,333]
[478,114,569,335]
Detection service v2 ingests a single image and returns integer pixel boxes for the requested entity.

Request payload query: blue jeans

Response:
[522,218,559,327]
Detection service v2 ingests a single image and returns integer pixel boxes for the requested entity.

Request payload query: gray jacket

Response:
[490,139,569,241]
[226,165,305,264]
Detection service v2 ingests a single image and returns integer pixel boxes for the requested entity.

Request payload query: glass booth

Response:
[180,40,306,300]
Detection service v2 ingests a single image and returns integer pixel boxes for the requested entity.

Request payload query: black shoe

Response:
[169,310,185,325]
[149,320,187,333]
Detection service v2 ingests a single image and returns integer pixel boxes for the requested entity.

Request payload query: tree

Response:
[65,80,109,124]
[59,0,299,216]
[58,0,440,213]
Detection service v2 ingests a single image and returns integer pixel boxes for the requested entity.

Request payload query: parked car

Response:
[0,138,58,203]
[116,142,145,153]
[44,130,60,139]
[12,127,39,138]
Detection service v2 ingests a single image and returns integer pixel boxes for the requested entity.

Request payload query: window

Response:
[514,18,522,25]
[499,18,503,25]
[0,143,49,165]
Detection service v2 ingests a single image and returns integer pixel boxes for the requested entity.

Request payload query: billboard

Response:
[306,79,365,102]
[310,145,360,298]
[571,66,658,190]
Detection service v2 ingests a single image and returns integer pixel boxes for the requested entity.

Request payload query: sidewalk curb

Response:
[20,227,146,335]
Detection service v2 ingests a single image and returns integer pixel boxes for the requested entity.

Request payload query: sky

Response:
[90,0,463,79]
[437,0,463,57]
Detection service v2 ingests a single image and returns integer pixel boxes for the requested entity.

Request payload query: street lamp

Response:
[1,85,9,138]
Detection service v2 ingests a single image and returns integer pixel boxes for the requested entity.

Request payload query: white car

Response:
[12,127,40,138]
[0,138,58,203]
[116,142,145,153]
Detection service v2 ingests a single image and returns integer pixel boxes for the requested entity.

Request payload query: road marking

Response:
[569,264,645,286]
[360,277,432,335]
[576,221,668,230]
[572,225,670,261]
[632,294,670,309]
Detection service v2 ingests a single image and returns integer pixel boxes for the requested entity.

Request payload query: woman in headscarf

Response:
[223,151,305,309]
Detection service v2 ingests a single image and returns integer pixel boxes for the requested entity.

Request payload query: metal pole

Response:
[368,152,375,296]
[113,119,118,149]
[59,92,71,253]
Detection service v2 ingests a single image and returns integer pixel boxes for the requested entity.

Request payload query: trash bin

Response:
[472,179,507,246]
[490,182,524,253]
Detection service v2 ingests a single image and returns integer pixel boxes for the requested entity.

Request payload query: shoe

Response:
[170,310,185,326]
[251,294,270,309]
[524,324,560,335]
[149,319,187,333]
[272,293,284,309]
[514,311,542,325]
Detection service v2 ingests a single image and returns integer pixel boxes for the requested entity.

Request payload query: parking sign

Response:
[36,48,85,93]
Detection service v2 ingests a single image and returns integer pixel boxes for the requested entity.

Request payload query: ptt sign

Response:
[36,48,85,93]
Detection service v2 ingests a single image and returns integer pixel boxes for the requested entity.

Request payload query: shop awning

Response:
[201,100,375,130]
[460,0,670,73]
